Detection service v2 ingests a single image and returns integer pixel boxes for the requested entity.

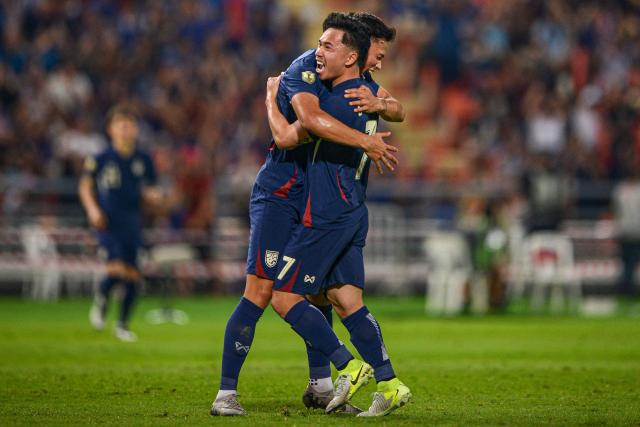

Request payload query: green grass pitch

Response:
[1,296,639,426]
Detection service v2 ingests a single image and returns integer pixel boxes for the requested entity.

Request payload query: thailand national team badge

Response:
[301,71,316,84]
[132,160,145,176]
[265,250,279,268]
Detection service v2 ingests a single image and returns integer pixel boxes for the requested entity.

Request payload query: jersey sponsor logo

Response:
[304,275,315,284]
[301,71,316,84]
[132,160,145,176]
[265,250,279,268]
[235,341,250,354]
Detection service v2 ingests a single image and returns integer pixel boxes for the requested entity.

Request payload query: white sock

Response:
[309,377,333,393]
[216,389,236,400]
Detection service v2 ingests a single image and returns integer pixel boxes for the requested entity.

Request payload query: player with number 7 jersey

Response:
[272,74,379,297]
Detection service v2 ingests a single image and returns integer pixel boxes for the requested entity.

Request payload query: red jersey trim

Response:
[255,244,267,278]
[336,172,348,203]
[279,263,301,293]
[303,194,312,228]
[272,167,298,198]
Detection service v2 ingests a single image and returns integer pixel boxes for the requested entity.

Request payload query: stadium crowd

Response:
[0,0,639,231]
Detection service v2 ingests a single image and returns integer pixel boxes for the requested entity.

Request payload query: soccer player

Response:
[79,104,161,342]
[267,13,407,411]
[267,13,406,413]
[210,13,398,417]
[269,16,412,416]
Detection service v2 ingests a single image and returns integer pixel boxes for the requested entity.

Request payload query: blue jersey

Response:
[362,70,380,96]
[83,146,156,232]
[254,49,328,207]
[301,77,380,229]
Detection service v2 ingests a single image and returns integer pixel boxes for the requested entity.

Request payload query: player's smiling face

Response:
[365,38,387,73]
[316,28,357,81]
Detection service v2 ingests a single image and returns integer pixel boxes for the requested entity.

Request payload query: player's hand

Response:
[362,131,399,173]
[143,187,164,210]
[265,73,283,106]
[344,85,385,114]
[88,206,107,230]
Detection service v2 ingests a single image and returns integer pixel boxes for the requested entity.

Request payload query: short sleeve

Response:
[83,156,98,178]
[280,62,323,100]
[362,71,380,96]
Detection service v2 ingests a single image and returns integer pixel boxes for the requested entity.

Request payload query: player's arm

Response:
[344,85,405,122]
[265,74,309,150]
[291,92,398,172]
[78,160,106,230]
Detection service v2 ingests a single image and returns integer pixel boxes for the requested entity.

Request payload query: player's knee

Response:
[244,275,273,309]
[306,293,329,306]
[124,267,141,283]
[270,291,297,318]
[105,262,127,279]
[326,286,363,318]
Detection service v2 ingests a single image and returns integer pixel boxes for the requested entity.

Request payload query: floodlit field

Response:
[0,296,639,426]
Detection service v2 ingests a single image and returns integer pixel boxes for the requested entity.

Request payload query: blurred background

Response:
[1,0,640,314]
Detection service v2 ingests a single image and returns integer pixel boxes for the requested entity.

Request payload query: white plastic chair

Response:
[521,232,581,312]
[424,231,472,315]
[20,224,61,300]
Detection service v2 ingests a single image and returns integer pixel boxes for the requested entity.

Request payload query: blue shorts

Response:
[246,184,301,280]
[97,230,141,267]
[273,216,368,295]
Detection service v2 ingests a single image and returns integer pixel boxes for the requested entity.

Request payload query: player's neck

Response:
[112,140,135,158]
[331,67,360,88]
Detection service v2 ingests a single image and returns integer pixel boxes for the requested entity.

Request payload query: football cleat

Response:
[114,326,138,342]
[325,359,373,413]
[302,384,362,413]
[210,394,247,416]
[357,378,412,417]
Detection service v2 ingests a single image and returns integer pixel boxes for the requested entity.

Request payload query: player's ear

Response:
[345,50,358,67]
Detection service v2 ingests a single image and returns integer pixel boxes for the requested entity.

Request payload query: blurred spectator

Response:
[0,0,639,229]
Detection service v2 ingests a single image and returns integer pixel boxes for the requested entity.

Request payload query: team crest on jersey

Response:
[301,71,316,84]
[132,160,145,176]
[99,162,121,189]
[265,250,279,268]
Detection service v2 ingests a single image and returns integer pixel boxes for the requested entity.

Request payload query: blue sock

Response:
[118,281,137,328]
[99,276,119,299]
[220,297,264,390]
[284,300,352,370]
[306,303,332,379]
[342,306,395,382]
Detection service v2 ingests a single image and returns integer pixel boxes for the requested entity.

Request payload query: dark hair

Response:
[322,12,371,69]
[106,103,138,125]
[350,12,396,42]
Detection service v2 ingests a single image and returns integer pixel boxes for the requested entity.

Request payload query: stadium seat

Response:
[521,232,581,312]
[424,231,472,315]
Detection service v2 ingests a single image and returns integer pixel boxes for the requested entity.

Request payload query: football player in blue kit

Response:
[80,104,162,342]
[265,12,407,414]
[211,13,403,417]
[268,15,412,416]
